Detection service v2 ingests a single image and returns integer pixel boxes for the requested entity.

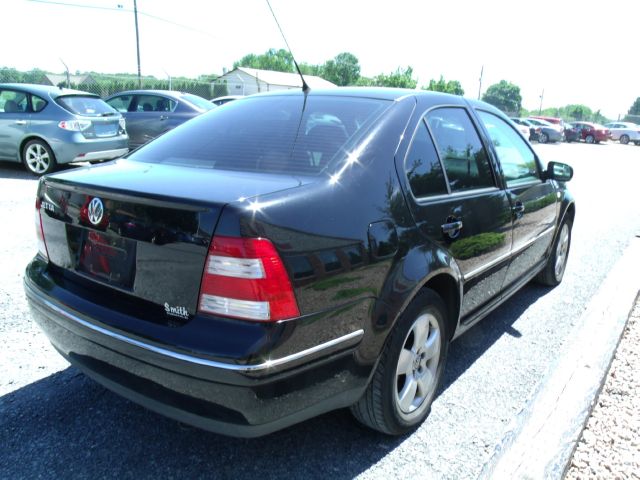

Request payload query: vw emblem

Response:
[87,197,104,226]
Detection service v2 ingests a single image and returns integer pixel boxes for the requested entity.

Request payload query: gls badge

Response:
[87,197,104,226]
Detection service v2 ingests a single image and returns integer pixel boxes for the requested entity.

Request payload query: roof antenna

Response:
[265,0,310,93]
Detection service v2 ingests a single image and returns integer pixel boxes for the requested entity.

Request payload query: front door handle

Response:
[15,120,26,125]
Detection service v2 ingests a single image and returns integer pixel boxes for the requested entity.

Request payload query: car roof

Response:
[106,90,193,99]
[0,83,96,98]
[250,87,444,102]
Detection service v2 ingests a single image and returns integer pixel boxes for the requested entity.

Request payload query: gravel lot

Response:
[1,141,640,479]
[565,298,640,479]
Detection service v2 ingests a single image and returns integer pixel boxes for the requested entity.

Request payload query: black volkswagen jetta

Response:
[24,88,574,437]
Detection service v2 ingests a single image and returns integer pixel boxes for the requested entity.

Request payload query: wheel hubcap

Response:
[554,224,570,280]
[26,144,50,174]
[395,312,441,418]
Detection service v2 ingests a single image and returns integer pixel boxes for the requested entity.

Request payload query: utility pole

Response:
[538,88,544,115]
[60,58,70,88]
[478,65,484,100]
[133,0,142,88]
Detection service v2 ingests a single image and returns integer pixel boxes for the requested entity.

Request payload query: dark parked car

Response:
[511,117,541,141]
[564,122,580,142]
[210,95,244,106]
[525,117,565,143]
[25,88,575,437]
[0,83,128,175]
[572,121,611,144]
[105,90,214,149]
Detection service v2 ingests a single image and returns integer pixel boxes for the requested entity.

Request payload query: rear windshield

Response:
[129,95,390,175]
[56,95,117,117]
[182,93,215,111]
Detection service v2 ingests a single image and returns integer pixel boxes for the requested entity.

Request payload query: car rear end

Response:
[24,92,400,436]
[48,93,129,164]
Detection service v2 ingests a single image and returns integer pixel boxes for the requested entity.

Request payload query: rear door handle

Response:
[441,218,463,238]
[159,115,168,121]
[15,120,26,125]
[512,202,525,214]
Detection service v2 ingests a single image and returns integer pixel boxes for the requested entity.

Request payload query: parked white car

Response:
[604,122,640,145]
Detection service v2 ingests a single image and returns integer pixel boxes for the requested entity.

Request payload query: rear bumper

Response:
[49,134,129,164]
[24,270,370,437]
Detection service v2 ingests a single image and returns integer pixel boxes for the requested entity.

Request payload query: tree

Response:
[371,66,417,89]
[628,97,640,116]
[322,52,361,86]
[482,80,522,115]
[213,80,229,98]
[422,75,464,95]
[233,48,295,73]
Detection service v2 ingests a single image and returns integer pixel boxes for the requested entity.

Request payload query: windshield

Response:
[129,95,391,175]
[55,95,117,117]
[182,93,216,112]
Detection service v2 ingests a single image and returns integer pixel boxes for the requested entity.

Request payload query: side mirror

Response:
[546,161,573,182]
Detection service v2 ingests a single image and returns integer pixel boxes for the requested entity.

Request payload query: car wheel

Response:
[23,139,56,176]
[585,135,595,144]
[620,134,630,145]
[536,219,572,286]
[538,132,548,144]
[350,289,448,435]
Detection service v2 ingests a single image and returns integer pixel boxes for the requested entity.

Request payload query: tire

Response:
[351,289,449,435]
[538,132,548,144]
[585,134,595,144]
[22,139,56,176]
[536,219,572,286]
[620,134,630,145]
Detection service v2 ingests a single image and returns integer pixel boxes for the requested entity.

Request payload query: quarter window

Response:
[404,120,448,197]
[477,111,540,187]
[426,107,495,192]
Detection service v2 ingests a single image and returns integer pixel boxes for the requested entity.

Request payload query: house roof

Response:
[215,67,336,89]
[45,73,96,86]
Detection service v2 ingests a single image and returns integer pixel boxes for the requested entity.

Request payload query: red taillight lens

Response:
[198,236,300,321]
[35,199,49,260]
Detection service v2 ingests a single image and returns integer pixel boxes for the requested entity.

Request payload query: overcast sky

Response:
[4,0,638,118]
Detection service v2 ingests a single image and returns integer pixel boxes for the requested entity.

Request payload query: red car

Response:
[572,122,611,144]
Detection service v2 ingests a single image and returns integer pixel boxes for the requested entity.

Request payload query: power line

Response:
[26,0,220,39]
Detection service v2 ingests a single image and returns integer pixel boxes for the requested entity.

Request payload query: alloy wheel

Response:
[394,312,441,419]
[620,134,629,145]
[554,223,570,281]
[25,143,51,174]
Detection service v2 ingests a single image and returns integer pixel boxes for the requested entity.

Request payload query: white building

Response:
[213,67,336,96]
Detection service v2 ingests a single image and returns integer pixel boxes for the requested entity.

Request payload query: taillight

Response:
[58,119,91,131]
[35,199,49,260]
[198,236,300,322]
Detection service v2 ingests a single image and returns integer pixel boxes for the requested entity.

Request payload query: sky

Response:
[3,0,639,118]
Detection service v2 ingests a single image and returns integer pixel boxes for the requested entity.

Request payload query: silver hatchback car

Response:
[0,84,129,175]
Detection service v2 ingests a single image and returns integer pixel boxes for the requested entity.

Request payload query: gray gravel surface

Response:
[1,142,640,479]
[565,298,640,479]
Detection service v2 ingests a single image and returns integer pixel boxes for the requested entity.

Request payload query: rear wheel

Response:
[585,134,595,144]
[536,219,572,286]
[538,132,548,144]
[620,134,630,145]
[23,139,56,176]
[351,289,448,435]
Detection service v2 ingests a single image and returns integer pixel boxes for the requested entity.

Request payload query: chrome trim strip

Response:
[463,226,555,281]
[26,284,363,372]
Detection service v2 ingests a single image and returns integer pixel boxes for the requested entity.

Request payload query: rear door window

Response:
[0,90,28,113]
[426,107,495,192]
[135,95,177,113]
[56,95,116,117]
[404,120,448,197]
